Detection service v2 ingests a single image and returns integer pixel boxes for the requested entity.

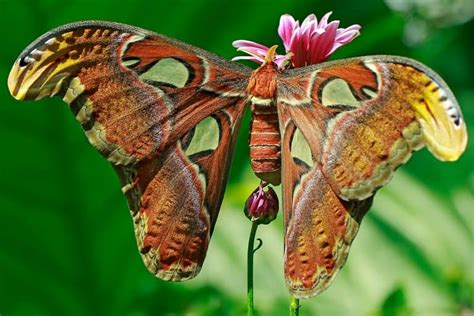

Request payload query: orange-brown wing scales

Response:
[277,103,333,159]
[8,25,171,164]
[277,60,420,298]
[285,168,372,298]
[135,145,209,281]
[279,119,310,226]
[280,59,460,201]
[317,62,428,200]
[278,56,466,298]
[312,63,378,101]
[192,108,244,225]
[8,22,250,165]
[77,61,174,164]
[279,113,372,298]
[8,21,251,281]
[114,101,246,280]
[322,104,422,201]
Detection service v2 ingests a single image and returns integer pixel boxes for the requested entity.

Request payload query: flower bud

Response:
[244,184,279,225]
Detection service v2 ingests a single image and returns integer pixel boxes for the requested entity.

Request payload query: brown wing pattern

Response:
[278,106,373,298]
[279,56,466,201]
[277,56,467,297]
[8,21,250,280]
[115,105,245,280]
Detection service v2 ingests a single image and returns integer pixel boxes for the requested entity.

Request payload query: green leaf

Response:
[380,287,412,316]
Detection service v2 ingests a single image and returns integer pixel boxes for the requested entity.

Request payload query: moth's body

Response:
[247,63,281,184]
[7,21,466,299]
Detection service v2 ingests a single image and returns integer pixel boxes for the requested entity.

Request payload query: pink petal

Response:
[335,25,361,43]
[286,24,299,53]
[340,24,362,33]
[274,54,289,68]
[232,40,272,63]
[290,30,306,67]
[232,39,287,66]
[321,21,339,57]
[231,55,265,64]
[328,25,361,55]
[308,32,325,64]
[301,18,316,51]
[309,20,338,64]
[318,11,333,28]
[301,14,317,28]
[278,14,298,51]
[233,40,269,52]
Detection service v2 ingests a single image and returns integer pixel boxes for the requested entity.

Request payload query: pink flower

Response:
[232,12,361,68]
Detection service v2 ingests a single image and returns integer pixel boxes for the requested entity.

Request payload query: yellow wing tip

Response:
[427,122,468,161]
[7,61,26,100]
[411,79,468,162]
[8,55,67,102]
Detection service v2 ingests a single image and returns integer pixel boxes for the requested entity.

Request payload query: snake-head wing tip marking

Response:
[390,58,469,162]
[8,59,25,100]
[416,87,468,162]
[423,116,467,162]
[8,32,81,101]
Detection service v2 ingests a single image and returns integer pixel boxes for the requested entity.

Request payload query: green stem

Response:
[247,222,260,316]
[290,295,300,316]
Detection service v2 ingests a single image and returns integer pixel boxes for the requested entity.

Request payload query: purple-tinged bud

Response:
[244,184,279,225]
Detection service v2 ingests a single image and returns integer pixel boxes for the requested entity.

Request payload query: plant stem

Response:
[247,221,260,316]
[290,295,300,316]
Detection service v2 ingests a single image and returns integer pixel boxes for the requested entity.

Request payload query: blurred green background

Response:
[0,0,473,315]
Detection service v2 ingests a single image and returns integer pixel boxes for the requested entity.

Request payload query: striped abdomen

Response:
[249,102,281,185]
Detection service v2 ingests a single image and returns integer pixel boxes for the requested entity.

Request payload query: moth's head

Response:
[246,47,279,98]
